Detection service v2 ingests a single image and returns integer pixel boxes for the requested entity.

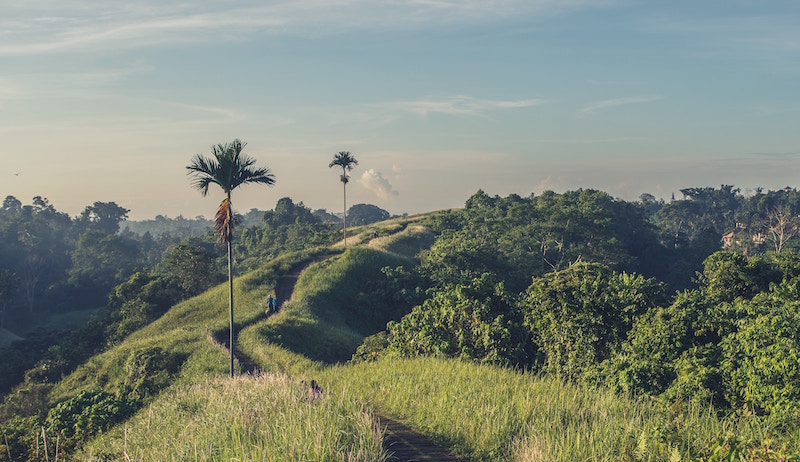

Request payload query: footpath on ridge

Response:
[226,255,464,462]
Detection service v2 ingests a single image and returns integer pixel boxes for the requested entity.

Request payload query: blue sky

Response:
[2,0,799,220]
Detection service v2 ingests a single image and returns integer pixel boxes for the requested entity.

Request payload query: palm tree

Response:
[187,139,275,377]
[328,151,358,245]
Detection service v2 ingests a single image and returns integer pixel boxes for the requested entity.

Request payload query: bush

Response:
[387,273,533,367]
[45,390,133,450]
[351,331,389,363]
[522,262,666,381]
[720,295,800,427]
[116,347,185,402]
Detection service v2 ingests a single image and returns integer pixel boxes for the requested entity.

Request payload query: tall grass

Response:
[80,373,387,461]
[314,356,797,461]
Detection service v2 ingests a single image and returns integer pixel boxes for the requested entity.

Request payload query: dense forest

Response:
[1,184,799,459]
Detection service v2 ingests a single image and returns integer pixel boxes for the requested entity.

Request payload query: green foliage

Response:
[76,201,130,235]
[347,203,390,226]
[720,295,800,427]
[45,389,133,449]
[522,262,666,380]
[604,250,800,425]
[387,273,533,366]
[699,251,780,302]
[68,230,142,298]
[420,189,665,293]
[234,200,339,273]
[0,415,44,462]
[159,238,225,296]
[115,347,186,402]
[350,331,389,363]
[262,197,319,227]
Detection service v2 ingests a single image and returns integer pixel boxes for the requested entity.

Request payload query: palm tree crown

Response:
[329,151,358,182]
[187,139,275,243]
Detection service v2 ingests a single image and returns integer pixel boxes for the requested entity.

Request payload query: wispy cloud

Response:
[578,95,663,117]
[0,0,620,56]
[378,95,544,117]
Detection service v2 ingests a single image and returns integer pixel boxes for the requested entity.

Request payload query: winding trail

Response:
[226,255,463,462]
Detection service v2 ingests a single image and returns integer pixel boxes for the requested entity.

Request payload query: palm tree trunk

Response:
[343,182,347,246]
[227,192,235,378]
[227,239,234,377]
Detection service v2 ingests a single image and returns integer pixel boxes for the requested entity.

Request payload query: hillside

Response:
[2,193,800,461]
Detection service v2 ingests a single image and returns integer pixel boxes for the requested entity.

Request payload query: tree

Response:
[160,239,224,296]
[767,205,797,254]
[328,151,358,245]
[78,201,130,235]
[68,230,142,301]
[0,269,19,328]
[347,203,390,226]
[522,262,666,380]
[186,139,275,377]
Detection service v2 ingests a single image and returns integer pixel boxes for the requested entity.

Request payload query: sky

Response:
[1,0,799,220]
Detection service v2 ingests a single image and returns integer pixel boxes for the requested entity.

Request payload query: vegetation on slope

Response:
[80,374,385,461]
[4,187,800,460]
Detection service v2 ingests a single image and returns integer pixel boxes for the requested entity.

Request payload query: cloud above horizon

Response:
[578,95,664,117]
[359,169,399,200]
[378,95,544,118]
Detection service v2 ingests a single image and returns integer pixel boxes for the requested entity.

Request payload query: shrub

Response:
[522,262,666,380]
[45,389,133,449]
[386,273,533,367]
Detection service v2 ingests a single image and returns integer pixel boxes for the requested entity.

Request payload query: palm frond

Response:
[214,198,233,244]
[329,151,358,171]
[186,154,223,196]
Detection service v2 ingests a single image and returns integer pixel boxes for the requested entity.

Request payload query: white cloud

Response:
[578,95,663,117]
[359,168,399,200]
[378,95,544,117]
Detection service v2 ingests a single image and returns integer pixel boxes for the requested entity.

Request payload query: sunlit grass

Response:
[313,356,798,462]
[80,373,387,461]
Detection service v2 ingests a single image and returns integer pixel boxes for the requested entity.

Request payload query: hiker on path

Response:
[266,294,277,315]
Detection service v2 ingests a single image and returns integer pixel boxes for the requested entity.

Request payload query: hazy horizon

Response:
[2,1,799,220]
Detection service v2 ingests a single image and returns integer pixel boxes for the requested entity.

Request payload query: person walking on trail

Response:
[266,295,277,315]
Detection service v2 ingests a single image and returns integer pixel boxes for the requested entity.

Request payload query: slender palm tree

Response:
[187,139,275,377]
[328,151,358,245]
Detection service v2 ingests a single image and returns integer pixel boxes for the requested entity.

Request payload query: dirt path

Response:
[378,414,463,462]
[225,255,463,462]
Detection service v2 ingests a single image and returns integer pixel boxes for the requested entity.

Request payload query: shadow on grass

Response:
[257,315,362,363]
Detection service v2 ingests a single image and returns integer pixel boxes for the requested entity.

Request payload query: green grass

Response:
[238,242,415,365]
[314,356,798,462]
[366,223,435,261]
[79,373,386,461]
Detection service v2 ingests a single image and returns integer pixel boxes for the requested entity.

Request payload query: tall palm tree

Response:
[328,151,358,245]
[187,139,275,377]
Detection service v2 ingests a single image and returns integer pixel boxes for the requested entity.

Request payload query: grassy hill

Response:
[2,215,797,461]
